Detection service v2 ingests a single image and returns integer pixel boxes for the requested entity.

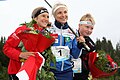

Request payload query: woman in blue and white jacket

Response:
[47,3,81,80]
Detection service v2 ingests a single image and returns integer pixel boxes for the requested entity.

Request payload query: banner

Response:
[16,52,45,80]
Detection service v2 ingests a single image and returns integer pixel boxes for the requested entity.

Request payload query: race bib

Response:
[51,46,70,62]
[72,58,82,73]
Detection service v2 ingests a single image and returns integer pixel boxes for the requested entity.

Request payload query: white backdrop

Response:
[0,0,120,48]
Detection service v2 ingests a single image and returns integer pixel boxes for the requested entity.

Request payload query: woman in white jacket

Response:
[47,3,82,80]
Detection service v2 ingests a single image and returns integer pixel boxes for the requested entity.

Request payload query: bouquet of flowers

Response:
[88,50,118,78]
[17,20,57,80]
[18,20,55,52]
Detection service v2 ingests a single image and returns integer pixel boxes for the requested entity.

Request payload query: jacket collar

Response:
[54,20,69,29]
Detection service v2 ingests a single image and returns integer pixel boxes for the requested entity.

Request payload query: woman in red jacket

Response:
[3,7,50,80]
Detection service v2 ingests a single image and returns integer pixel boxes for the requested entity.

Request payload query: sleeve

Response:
[77,42,84,49]
[3,27,23,61]
[70,38,82,59]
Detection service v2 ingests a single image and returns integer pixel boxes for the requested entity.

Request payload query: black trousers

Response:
[73,58,89,80]
[73,72,89,80]
[9,74,19,80]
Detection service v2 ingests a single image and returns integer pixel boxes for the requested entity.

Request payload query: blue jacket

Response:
[47,21,81,73]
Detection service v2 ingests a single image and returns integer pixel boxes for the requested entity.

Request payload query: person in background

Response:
[47,2,81,80]
[3,7,50,80]
[73,13,96,80]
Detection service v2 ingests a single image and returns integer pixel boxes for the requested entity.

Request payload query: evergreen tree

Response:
[116,40,120,54]
[95,37,120,80]
[96,37,114,54]
[0,36,9,80]
[101,37,108,52]
[115,41,120,64]
[96,38,102,50]
[0,36,3,43]
[0,36,9,67]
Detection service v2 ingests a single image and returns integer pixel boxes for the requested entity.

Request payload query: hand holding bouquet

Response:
[17,20,56,80]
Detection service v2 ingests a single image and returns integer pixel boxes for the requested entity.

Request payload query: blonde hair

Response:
[52,3,68,16]
[80,13,95,25]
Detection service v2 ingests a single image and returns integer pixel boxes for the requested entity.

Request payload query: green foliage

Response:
[37,68,55,80]
[95,37,120,80]
[0,36,6,43]
[20,19,52,39]
[0,38,9,80]
[1,33,120,79]
[0,63,9,80]
[95,50,113,73]
[19,20,56,80]
[37,47,56,80]
[20,19,37,28]
[96,37,114,54]
[19,42,56,79]
[0,37,9,67]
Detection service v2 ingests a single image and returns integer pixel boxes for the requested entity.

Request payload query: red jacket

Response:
[3,24,43,74]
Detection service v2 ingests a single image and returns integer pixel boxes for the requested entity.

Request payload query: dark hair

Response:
[31,7,49,18]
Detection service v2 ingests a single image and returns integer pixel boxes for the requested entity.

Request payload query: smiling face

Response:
[54,7,68,24]
[78,23,94,36]
[78,13,95,36]
[34,12,49,28]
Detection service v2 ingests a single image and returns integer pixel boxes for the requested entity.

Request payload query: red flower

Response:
[88,52,118,78]
[17,31,55,52]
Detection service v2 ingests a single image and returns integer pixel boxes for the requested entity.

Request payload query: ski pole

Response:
[44,0,90,51]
